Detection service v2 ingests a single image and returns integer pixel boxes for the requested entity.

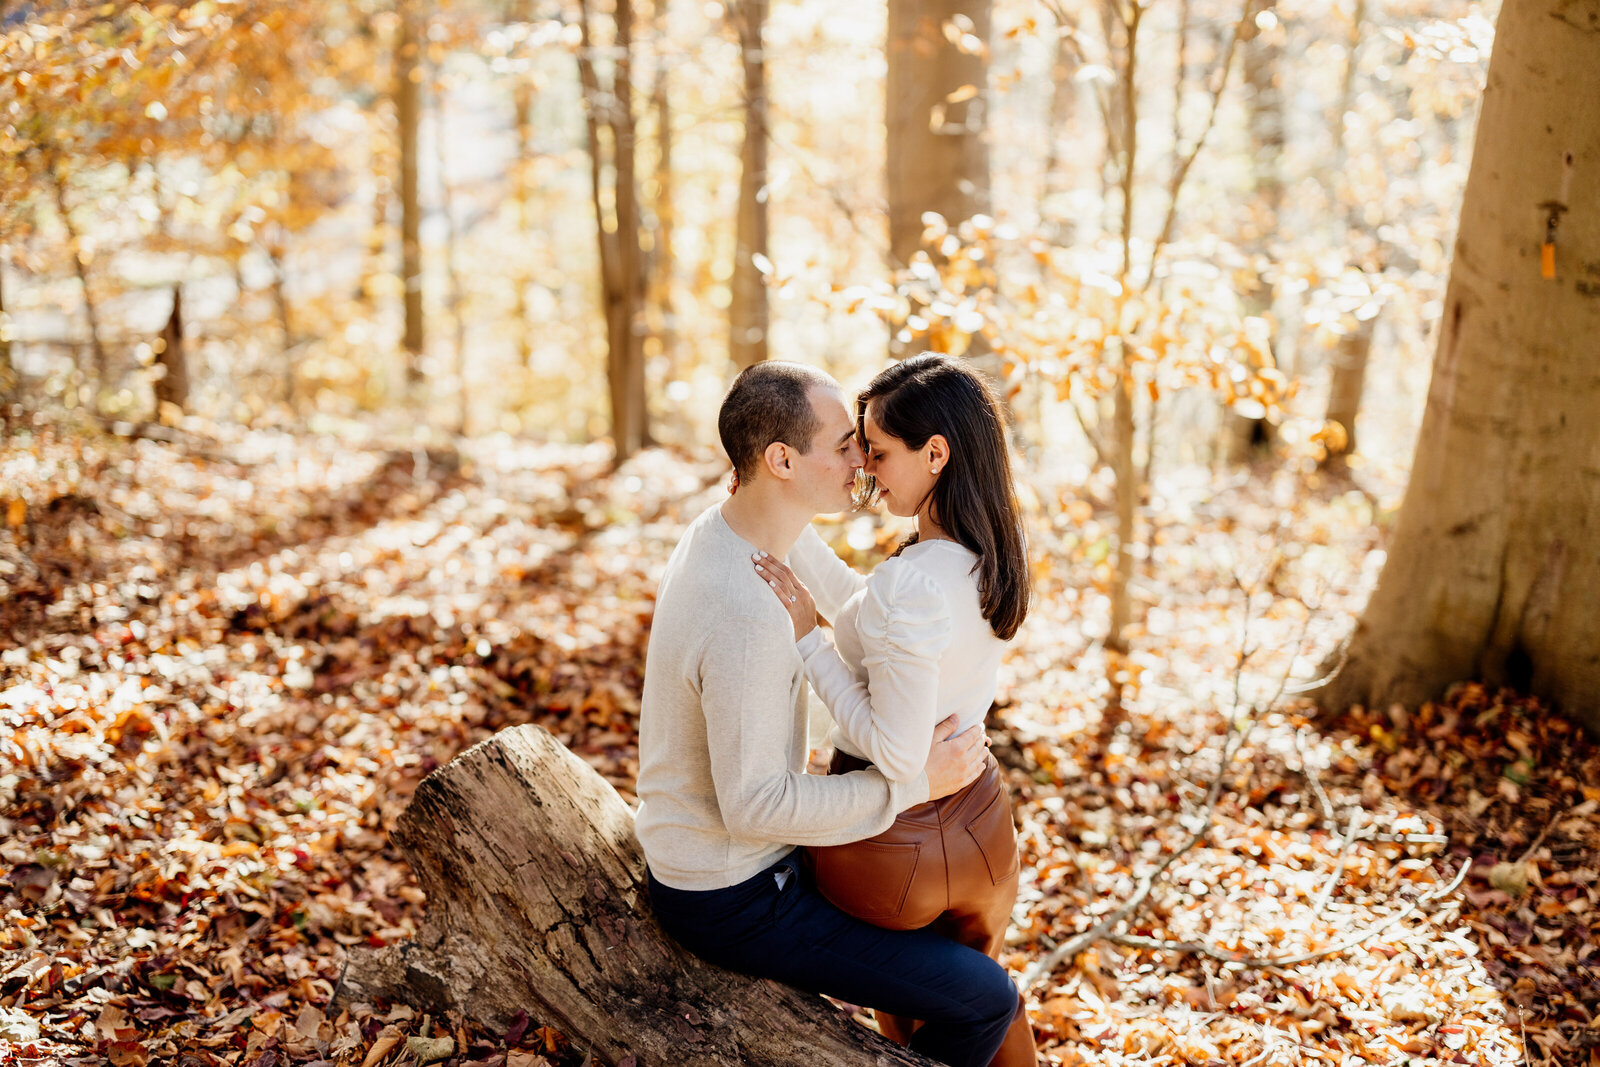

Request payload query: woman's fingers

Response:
[752,553,798,606]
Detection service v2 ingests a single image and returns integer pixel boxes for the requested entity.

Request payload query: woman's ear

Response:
[926,434,950,474]
[762,440,795,481]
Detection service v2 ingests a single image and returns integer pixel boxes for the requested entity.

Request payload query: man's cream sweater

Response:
[635,504,931,891]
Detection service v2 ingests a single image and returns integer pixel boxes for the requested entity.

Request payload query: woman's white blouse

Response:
[789,525,1007,784]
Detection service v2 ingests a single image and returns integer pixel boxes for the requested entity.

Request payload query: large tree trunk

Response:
[333,724,933,1066]
[397,0,426,391]
[1316,0,1600,732]
[886,0,992,360]
[886,0,990,268]
[729,0,770,371]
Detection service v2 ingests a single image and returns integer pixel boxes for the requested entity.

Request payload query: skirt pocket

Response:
[807,839,923,927]
[964,786,1021,885]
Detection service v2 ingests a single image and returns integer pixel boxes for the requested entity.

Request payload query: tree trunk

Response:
[266,239,296,407]
[649,15,678,376]
[577,0,650,461]
[886,0,992,360]
[0,259,14,410]
[436,90,470,437]
[1321,313,1373,462]
[154,286,187,416]
[333,724,935,1066]
[397,0,426,390]
[1319,0,1372,469]
[1040,13,1081,239]
[729,0,770,371]
[1109,365,1137,655]
[1105,2,1142,655]
[359,15,393,322]
[48,155,109,403]
[1225,0,1280,460]
[886,0,990,268]
[1316,0,1600,733]
[511,0,536,371]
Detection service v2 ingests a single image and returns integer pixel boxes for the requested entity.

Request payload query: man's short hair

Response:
[718,362,837,479]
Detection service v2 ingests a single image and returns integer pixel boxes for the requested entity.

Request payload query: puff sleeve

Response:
[797,556,952,783]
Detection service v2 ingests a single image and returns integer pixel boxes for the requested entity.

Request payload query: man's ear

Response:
[926,434,950,471]
[762,441,796,481]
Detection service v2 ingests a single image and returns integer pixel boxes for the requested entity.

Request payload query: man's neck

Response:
[720,485,811,559]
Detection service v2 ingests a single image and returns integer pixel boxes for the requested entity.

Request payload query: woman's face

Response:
[860,402,942,519]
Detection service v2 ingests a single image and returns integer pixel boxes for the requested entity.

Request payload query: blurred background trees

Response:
[1,0,1494,448]
[5,0,1551,698]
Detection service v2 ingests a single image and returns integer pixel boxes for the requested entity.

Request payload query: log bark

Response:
[334,724,934,1066]
[1316,0,1600,732]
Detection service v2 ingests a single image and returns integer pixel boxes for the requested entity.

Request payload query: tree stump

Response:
[334,724,934,1066]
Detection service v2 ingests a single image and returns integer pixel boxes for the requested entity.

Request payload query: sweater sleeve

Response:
[699,615,929,845]
[797,556,951,783]
[788,524,868,623]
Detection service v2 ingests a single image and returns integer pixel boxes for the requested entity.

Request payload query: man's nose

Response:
[847,440,866,467]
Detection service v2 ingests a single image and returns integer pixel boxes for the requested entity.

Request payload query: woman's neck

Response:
[915,511,953,543]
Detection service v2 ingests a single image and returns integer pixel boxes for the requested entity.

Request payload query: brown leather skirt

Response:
[807,749,1020,932]
[807,748,1039,1067]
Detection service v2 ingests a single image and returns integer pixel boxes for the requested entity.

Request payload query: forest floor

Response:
[1,420,1597,1067]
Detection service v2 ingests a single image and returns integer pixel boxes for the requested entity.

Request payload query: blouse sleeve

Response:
[788,524,868,623]
[797,556,951,783]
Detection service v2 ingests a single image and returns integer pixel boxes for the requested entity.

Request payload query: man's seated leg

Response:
[648,857,1017,1067]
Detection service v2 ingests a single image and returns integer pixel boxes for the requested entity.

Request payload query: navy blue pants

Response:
[647,854,1018,1067]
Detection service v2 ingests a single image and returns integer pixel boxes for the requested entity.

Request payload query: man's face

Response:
[794,385,865,515]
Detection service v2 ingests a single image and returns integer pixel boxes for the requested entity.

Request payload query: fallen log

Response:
[334,723,934,1066]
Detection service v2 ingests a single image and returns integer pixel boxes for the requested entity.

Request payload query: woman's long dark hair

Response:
[858,353,1030,641]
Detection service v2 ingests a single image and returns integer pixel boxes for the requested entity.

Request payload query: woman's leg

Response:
[649,857,1018,1067]
[936,765,1038,1067]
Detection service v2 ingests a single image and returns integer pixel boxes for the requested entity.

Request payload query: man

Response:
[635,361,1019,1067]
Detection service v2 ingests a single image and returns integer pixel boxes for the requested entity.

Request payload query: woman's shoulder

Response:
[861,553,951,628]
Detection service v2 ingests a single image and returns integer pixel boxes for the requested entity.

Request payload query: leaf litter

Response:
[1,424,1596,1066]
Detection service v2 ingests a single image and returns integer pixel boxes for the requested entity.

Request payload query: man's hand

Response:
[924,714,986,800]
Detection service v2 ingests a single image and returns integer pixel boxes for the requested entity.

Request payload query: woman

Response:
[753,353,1036,1067]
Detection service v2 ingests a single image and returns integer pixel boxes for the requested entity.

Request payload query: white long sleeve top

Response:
[789,525,1008,784]
[635,507,931,891]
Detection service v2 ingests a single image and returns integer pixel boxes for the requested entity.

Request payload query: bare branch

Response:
[1308,808,1362,921]
[1022,581,1268,991]
[1141,0,1255,290]
[1023,573,1344,990]
[1108,859,1471,969]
